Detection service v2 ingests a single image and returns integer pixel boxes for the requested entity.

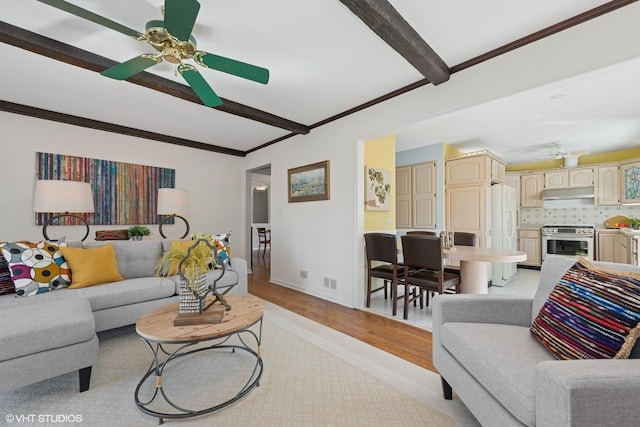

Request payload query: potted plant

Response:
[155,238,217,313]
[127,225,151,240]
[628,218,640,230]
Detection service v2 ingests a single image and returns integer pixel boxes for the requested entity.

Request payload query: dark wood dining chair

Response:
[443,231,477,275]
[257,227,270,257]
[364,233,402,315]
[400,235,460,320]
[406,230,437,236]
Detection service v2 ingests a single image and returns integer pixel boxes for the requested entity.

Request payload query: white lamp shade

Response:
[157,188,190,215]
[34,180,95,213]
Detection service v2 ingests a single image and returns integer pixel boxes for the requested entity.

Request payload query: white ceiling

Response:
[1,0,639,163]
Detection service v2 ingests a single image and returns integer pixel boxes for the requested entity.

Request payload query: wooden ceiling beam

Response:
[0,100,246,157]
[0,21,310,135]
[338,0,449,85]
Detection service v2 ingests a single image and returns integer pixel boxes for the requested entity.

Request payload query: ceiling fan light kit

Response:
[38,0,269,108]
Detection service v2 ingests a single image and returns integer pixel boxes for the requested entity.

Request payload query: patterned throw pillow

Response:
[191,232,232,269]
[212,232,232,268]
[0,252,16,295]
[530,257,640,360]
[0,241,71,297]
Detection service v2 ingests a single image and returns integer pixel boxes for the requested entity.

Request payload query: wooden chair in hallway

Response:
[257,227,271,257]
[400,235,460,320]
[364,233,402,315]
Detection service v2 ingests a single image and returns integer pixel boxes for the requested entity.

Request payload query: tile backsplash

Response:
[521,204,640,227]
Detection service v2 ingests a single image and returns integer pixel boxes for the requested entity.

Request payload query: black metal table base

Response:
[135,318,263,424]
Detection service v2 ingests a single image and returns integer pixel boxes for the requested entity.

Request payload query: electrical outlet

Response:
[300,270,308,278]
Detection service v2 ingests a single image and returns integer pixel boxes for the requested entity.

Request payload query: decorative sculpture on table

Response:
[156,237,236,325]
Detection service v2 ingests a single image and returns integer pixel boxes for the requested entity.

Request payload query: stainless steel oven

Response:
[541,225,595,261]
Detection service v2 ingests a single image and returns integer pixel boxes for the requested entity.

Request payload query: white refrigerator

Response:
[491,184,518,286]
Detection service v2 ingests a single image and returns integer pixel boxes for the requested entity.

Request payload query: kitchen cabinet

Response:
[520,173,543,207]
[543,168,592,189]
[395,166,411,228]
[445,184,490,247]
[595,165,620,205]
[412,162,437,229]
[491,157,506,183]
[445,152,505,186]
[518,229,541,267]
[544,171,568,189]
[504,173,520,208]
[395,161,437,229]
[620,161,640,204]
[569,168,593,187]
[596,230,627,263]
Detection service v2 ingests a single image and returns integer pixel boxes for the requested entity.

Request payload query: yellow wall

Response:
[364,135,395,231]
[443,144,465,159]
[506,147,640,172]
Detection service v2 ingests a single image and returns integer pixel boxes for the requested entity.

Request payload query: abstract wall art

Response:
[36,152,175,225]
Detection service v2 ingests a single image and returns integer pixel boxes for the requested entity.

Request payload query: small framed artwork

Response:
[288,160,330,203]
[365,166,391,211]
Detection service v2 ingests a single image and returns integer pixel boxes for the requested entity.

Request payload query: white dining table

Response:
[398,243,527,294]
[443,246,527,293]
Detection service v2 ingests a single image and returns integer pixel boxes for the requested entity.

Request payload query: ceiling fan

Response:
[37,0,270,107]
[545,142,589,167]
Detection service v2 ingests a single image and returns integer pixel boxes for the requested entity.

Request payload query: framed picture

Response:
[365,166,391,211]
[288,160,330,203]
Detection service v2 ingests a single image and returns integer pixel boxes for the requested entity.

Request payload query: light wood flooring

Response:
[248,249,435,372]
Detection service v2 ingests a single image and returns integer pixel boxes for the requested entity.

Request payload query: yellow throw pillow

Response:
[167,240,195,276]
[61,244,124,289]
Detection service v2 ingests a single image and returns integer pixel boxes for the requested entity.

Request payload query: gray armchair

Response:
[432,255,640,426]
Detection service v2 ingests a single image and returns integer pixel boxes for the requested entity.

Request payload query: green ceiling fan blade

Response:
[163,0,200,41]
[37,0,143,38]
[178,64,222,107]
[101,55,161,80]
[194,52,269,84]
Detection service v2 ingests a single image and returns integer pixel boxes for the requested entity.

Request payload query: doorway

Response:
[246,165,271,278]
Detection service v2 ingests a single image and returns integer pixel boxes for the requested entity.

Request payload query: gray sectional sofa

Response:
[433,255,640,427]
[0,239,247,394]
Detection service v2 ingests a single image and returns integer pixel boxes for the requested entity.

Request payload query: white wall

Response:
[244,5,640,309]
[0,112,246,255]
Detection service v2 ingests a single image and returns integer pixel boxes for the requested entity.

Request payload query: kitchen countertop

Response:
[594,227,640,237]
[518,224,543,230]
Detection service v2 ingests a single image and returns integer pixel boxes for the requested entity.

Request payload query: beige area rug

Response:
[0,301,476,426]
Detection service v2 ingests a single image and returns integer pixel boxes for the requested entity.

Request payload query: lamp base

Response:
[42,213,90,242]
[159,214,190,239]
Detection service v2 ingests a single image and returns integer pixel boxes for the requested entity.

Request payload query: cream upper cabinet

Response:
[504,173,520,207]
[445,152,506,186]
[491,157,506,183]
[544,171,569,189]
[569,168,593,187]
[395,166,411,228]
[595,165,620,205]
[396,161,437,229]
[621,161,640,204]
[520,173,543,207]
[446,155,490,185]
[543,168,592,189]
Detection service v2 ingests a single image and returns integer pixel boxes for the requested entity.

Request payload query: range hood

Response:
[541,186,595,200]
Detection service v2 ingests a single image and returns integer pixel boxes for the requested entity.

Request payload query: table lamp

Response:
[34,180,95,241]
[157,188,190,239]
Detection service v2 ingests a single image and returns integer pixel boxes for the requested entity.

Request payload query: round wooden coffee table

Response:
[134,295,264,424]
